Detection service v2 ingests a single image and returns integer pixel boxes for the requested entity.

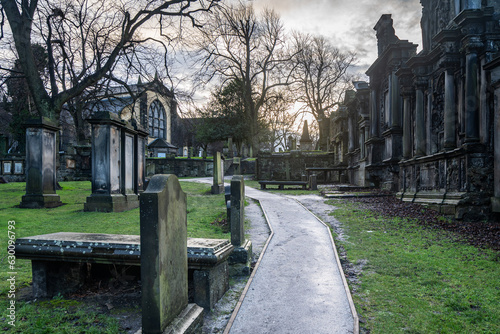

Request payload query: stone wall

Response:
[257,151,335,181]
[146,157,214,178]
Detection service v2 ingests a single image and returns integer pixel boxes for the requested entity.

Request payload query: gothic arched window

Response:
[148,100,166,139]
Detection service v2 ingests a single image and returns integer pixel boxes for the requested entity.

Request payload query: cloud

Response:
[248,0,423,74]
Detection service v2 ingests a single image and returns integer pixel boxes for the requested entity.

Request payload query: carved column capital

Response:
[462,35,484,55]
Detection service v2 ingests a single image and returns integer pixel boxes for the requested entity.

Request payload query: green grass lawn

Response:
[0,180,227,333]
[329,199,500,334]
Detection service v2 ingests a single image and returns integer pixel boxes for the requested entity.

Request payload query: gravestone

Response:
[141,174,203,333]
[233,157,241,175]
[229,175,252,276]
[310,173,318,190]
[20,118,62,208]
[211,152,224,194]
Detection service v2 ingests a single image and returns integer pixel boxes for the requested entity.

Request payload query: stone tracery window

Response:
[148,100,166,139]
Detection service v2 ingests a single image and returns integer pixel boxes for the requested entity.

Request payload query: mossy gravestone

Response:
[140,174,203,333]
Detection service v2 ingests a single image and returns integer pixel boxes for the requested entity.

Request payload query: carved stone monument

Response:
[84,111,139,212]
[140,174,203,333]
[20,118,62,208]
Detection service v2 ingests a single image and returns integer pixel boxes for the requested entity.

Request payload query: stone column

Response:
[390,71,401,128]
[348,115,355,152]
[415,79,427,157]
[133,122,148,193]
[370,88,379,138]
[211,152,224,194]
[464,37,482,143]
[122,123,138,205]
[402,95,412,159]
[444,69,457,149]
[20,118,62,208]
[140,174,203,333]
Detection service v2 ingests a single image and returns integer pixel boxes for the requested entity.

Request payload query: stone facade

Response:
[339,2,500,219]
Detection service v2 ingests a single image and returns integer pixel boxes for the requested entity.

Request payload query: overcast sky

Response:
[249,0,423,77]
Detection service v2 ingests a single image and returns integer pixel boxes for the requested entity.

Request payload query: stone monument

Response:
[300,120,313,151]
[84,111,139,212]
[228,175,252,276]
[20,118,62,208]
[211,152,224,194]
[140,174,203,333]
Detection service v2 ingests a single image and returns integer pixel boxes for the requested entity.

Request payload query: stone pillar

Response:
[444,69,457,149]
[370,88,379,138]
[402,95,412,159]
[122,124,138,206]
[309,174,318,191]
[211,152,224,194]
[464,37,482,143]
[348,115,355,152]
[415,79,427,157]
[229,175,252,276]
[134,123,148,193]
[84,112,137,212]
[230,176,245,247]
[140,174,203,334]
[20,118,62,208]
[390,71,401,128]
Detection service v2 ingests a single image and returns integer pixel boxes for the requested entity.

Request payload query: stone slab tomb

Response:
[16,233,232,310]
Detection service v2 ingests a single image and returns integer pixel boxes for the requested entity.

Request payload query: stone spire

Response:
[301,120,311,142]
[300,120,313,151]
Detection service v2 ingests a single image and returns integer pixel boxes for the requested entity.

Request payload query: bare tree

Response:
[292,33,355,151]
[261,88,299,152]
[194,2,295,156]
[0,0,219,126]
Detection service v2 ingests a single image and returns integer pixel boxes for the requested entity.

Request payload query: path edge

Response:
[294,198,360,334]
[223,196,275,334]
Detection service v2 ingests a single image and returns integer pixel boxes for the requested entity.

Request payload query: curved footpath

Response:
[226,186,357,334]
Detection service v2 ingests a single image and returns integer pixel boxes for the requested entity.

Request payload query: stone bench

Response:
[258,180,308,190]
[15,232,233,310]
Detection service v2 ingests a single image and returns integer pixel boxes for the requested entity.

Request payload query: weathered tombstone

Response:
[140,174,203,333]
[310,173,318,190]
[211,152,224,194]
[229,175,252,276]
[20,118,62,208]
[84,112,132,212]
[233,157,241,175]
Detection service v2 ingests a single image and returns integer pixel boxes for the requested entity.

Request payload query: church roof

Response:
[148,138,177,149]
